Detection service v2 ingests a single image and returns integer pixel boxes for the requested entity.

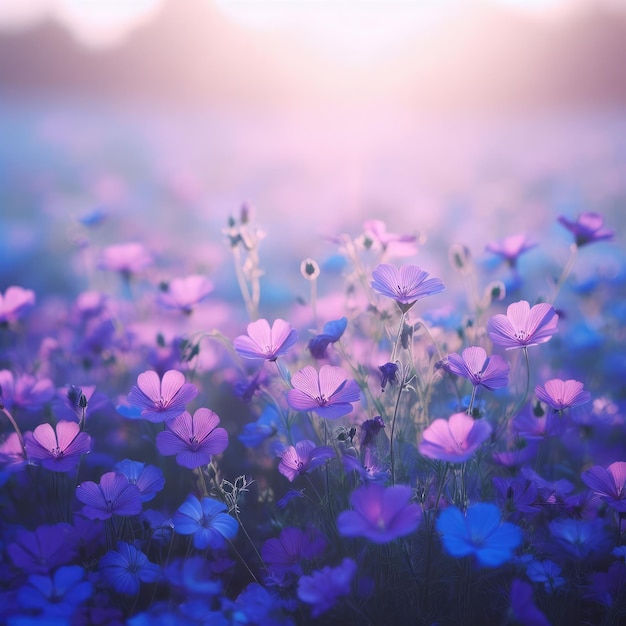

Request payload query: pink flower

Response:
[127,370,198,423]
[99,243,153,276]
[535,379,591,411]
[287,365,360,419]
[443,346,510,390]
[157,275,213,314]
[487,300,558,350]
[581,462,626,512]
[233,318,298,361]
[0,370,55,412]
[486,234,537,268]
[0,286,35,324]
[278,440,334,482]
[419,413,492,463]
[360,220,418,257]
[24,421,91,472]
[156,408,228,468]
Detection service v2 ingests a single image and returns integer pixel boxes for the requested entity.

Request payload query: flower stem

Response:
[1,407,25,458]
[390,382,404,486]
[390,311,406,363]
[551,243,578,304]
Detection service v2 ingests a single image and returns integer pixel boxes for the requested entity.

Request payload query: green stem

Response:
[390,383,404,486]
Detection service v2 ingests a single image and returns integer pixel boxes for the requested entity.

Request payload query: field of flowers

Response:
[1,102,625,625]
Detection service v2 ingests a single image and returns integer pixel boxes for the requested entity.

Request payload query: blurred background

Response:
[1,0,625,304]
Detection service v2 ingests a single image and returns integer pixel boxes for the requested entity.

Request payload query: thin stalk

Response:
[551,243,578,304]
[466,385,478,416]
[390,311,406,363]
[389,383,404,486]
[1,407,25,458]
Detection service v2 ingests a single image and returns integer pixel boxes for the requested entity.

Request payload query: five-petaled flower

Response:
[442,346,510,391]
[535,378,591,412]
[25,421,91,473]
[172,494,238,550]
[436,502,522,567]
[99,542,160,595]
[419,412,492,463]
[485,233,537,268]
[337,483,422,543]
[157,275,213,314]
[557,212,614,247]
[156,408,228,469]
[487,300,558,350]
[233,318,298,361]
[371,263,445,313]
[287,365,360,419]
[278,440,334,482]
[127,369,198,423]
[76,472,143,520]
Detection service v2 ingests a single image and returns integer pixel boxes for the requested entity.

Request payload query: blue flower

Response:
[436,502,522,567]
[99,542,160,595]
[115,459,165,502]
[307,317,348,359]
[17,565,93,617]
[172,494,238,550]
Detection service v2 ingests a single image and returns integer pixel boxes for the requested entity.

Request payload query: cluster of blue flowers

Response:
[0,203,624,626]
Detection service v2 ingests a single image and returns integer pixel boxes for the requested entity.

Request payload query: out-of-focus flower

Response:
[287,365,360,419]
[487,300,558,350]
[307,317,347,359]
[115,459,165,502]
[157,275,213,314]
[581,461,626,512]
[278,440,334,482]
[509,579,550,626]
[98,242,153,277]
[493,476,540,518]
[513,403,565,440]
[0,286,35,324]
[337,483,421,543]
[127,369,198,423]
[0,370,55,412]
[442,346,510,390]
[548,518,608,560]
[526,559,565,592]
[156,408,228,469]
[436,502,522,567]
[585,562,626,608]
[558,212,614,247]
[360,415,385,447]
[76,472,143,520]
[17,565,93,617]
[371,263,445,313]
[25,421,91,473]
[521,468,574,506]
[297,557,356,617]
[238,405,278,448]
[233,318,298,362]
[360,220,419,257]
[379,362,399,392]
[535,379,591,411]
[485,233,537,268]
[165,556,222,596]
[99,542,160,595]
[0,432,28,471]
[8,523,77,574]
[172,494,238,550]
[418,412,492,463]
[262,527,327,581]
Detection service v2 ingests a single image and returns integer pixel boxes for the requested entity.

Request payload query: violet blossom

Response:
[278,440,334,482]
[0,285,36,325]
[487,300,558,350]
[24,421,91,472]
[535,378,591,412]
[442,346,510,391]
[233,318,298,362]
[558,212,614,247]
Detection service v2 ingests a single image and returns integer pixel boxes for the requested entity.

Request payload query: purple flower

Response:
[548,518,608,560]
[127,369,198,423]
[526,559,565,592]
[297,557,356,617]
[172,494,238,549]
[493,476,540,518]
[99,542,160,595]
[24,421,91,472]
[581,461,626,512]
[115,459,165,502]
[308,317,348,359]
[510,579,550,626]
[278,440,334,482]
[361,219,418,257]
[379,362,399,392]
[0,432,27,471]
[287,365,360,419]
[513,403,565,440]
[156,408,228,469]
[262,527,327,581]
[443,346,510,390]
[360,415,386,447]
[419,412,492,463]
[487,300,558,350]
[535,378,591,411]
[485,233,537,268]
[0,285,35,324]
[0,370,55,412]
[157,275,213,314]
[371,263,445,313]
[8,523,77,574]
[98,242,153,277]
[436,502,522,567]
[76,472,143,520]
[337,483,422,543]
[558,212,614,247]
[233,318,298,361]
